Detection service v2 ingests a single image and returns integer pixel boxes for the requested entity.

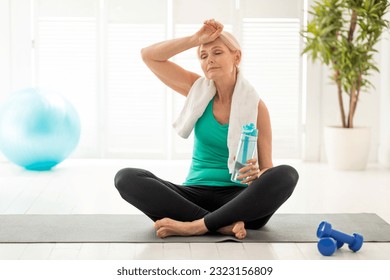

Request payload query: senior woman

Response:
[114,19,299,239]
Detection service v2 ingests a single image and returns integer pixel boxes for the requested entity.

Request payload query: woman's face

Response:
[199,38,239,80]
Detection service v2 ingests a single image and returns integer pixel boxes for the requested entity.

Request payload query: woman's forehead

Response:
[200,38,228,52]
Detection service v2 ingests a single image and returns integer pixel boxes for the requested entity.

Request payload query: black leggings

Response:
[114,165,298,231]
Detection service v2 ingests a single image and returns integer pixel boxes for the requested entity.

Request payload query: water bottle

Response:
[231,123,258,184]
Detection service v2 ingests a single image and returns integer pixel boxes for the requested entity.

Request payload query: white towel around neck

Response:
[173,72,260,173]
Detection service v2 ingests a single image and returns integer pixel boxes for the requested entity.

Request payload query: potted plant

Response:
[301,0,389,170]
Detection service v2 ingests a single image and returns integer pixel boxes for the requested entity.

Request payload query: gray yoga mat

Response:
[1,213,389,243]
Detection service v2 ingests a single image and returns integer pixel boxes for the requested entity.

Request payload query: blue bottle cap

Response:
[242,123,258,137]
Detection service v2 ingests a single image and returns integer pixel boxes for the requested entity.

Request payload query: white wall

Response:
[0,0,32,96]
[378,11,390,167]
[0,0,11,102]
[0,0,10,161]
[10,0,32,92]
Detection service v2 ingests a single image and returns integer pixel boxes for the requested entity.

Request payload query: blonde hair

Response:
[219,31,241,52]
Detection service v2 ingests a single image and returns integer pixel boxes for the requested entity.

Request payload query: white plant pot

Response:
[324,126,371,170]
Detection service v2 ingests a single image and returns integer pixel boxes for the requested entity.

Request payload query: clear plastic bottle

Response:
[231,123,258,184]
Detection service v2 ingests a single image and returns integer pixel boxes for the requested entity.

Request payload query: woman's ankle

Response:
[192,218,208,235]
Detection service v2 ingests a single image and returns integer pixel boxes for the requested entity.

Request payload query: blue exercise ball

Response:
[0,88,81,171]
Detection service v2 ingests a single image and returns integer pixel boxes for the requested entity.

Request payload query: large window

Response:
[31,0,303,159]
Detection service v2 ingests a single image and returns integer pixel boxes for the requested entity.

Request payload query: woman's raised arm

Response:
[140,19,223,96]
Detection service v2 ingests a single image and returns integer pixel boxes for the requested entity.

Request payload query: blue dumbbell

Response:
[317,237,344,256]
[317,221,364,252]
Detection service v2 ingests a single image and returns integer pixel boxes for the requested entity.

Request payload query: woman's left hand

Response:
[237,158,261,185]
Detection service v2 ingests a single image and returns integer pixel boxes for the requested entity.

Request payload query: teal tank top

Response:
[183,97,245,187]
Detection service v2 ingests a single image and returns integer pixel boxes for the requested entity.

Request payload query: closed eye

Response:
[200,50,223,59]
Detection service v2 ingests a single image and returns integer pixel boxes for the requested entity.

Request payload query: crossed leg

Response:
[114,165,298,239]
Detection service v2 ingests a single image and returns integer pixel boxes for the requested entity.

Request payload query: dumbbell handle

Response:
[328,229,355,244]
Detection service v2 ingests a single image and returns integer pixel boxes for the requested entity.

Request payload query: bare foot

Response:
[154,218,208,238]
[217,221,247,239]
